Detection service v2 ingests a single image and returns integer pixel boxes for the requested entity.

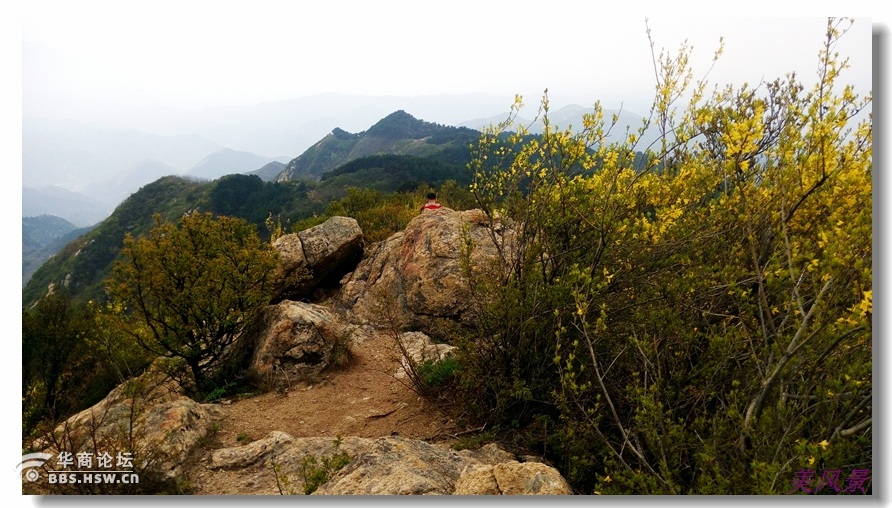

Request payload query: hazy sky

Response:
[20,6,875,125]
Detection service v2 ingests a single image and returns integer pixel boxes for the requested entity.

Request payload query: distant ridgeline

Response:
[23,108,646,307]
[22,215,94,285]
[22,111,482,306]
[276,110,480,182]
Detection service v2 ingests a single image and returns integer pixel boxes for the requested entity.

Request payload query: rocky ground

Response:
[183,328,462,494]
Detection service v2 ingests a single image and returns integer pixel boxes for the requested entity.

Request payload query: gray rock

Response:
[458,442,517,465]
[337,208,513,335]
[298,216,363,277]
[136,398,226,479]
[453,462,573,495]
[209,431,295,470]
[246,301,349,389]
[315,436,467,495]
[271,233,311,300]
[35,366,225,481]
[272,216,363,302]
[207,431,571,495]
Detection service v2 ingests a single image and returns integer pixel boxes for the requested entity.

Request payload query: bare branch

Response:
[743,278,832,432]
[839,418,871,437]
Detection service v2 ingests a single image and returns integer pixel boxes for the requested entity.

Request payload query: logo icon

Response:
[17,453,53,482]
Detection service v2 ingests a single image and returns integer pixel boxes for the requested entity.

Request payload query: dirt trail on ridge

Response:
[183,329,462,494]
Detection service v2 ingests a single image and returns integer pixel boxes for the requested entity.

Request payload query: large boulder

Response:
[453,462,573,495]
[337,208,512,335]
[206,431,571,495]
[33,365,225,483]
[245,300,350,390]
[314,436,468,495]
[272,216,363,302]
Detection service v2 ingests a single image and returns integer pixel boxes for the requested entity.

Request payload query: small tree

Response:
[109,212,278,390]
[22,289,91,428]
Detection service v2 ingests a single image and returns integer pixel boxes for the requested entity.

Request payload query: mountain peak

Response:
[383,109,416,121]
[365,110,436,139]
[276,111,479,182]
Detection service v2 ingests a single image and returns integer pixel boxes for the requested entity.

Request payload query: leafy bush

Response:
[418,357,459,388]
[22,292,152,440]
[201,381,238,403]
[326,329,355,370]
[458,18,871,494]
[299,444,351,495]
[108,212,278,391]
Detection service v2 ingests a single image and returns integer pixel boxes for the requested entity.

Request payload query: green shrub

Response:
[299,437,351,495]
[458,18,871,494]
[418,357,459,388]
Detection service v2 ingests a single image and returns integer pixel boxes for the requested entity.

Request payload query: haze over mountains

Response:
[23,118,290,220]
[21,110,482,296]
[23,93,656,229]
[22,186,111,228]
[22,215,92,285]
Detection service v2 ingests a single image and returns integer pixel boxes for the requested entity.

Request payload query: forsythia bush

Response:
[459,18,871,494]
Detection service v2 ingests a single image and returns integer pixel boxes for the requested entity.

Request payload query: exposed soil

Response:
[182,328,463,494]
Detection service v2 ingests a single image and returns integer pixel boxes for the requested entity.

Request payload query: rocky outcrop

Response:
[208,430,296,470]
[272,216,363,302]
[36,365,225,482]
[244,300,349,390]
[315,437,467,495]
[134,398,226,479]
[207,432,571,495]
[337,208,512,335]
[453,462,573,495]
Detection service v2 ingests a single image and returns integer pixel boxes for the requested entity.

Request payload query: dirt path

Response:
[183,329,462,494]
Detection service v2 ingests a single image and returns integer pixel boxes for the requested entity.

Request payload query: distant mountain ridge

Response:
[24,96,647,227]
[22,110,484,306]
[24,117,296,224]
[104,93,523,159]
[22,215,78,253]
[248,161,287,182]
[188,148,290,181]
[277,111,480,182]
[23,117,223,190]
[80,159,180,208]
[22,215,92,285]
[459,104,660,148]
[23,186,113,227]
